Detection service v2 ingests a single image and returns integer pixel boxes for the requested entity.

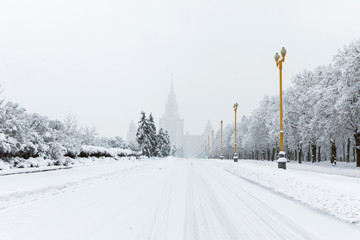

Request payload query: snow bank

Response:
[0,145,140,172]
[218,160,360,224]
[0,158,149,210]
[79,145,139,158]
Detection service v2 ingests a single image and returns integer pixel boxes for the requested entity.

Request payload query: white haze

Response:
[0,0,359,138]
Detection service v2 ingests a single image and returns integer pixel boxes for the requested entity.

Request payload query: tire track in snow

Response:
[136,161,189,240]
[184,162,242,240]
[198,163,318,240]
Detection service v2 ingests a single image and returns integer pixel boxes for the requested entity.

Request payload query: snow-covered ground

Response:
[219,159,360,224]
[0,158,359,240]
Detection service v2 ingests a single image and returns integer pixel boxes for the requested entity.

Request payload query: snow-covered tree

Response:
[148,113,158,157]
[333,40,360,166]
[171,145,177,157]
[156,128,171,157]
[136,112,158,158]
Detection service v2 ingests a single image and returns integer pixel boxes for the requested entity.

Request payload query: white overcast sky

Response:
[1,0,360,138]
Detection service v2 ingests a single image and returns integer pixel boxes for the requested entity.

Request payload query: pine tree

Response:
[163,130,171,157]
[148,113,158,157]
[156,128,165,157]
[171,145,177,157]
[136,112,152,158]
[156,128,171,158]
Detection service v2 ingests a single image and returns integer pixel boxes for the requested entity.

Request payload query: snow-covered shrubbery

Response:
[0,102,140,170]
[79,145,139,159]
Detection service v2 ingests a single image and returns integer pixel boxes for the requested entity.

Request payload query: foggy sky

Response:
[1,0,360,139]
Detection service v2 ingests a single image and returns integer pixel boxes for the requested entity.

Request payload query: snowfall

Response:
[0,158,360,240]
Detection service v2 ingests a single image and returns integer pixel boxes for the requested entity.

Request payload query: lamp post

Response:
[233,103,238,162]
[274,47,287,169]
[220,120,223,160]
[208,136,210,158]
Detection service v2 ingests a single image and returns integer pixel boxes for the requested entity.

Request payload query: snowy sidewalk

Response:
[0,158,151,211]
[218,159,360,224]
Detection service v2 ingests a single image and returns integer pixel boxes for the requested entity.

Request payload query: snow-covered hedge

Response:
[79,145,140,158]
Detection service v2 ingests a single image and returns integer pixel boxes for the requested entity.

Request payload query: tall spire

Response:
[164,75,180,119]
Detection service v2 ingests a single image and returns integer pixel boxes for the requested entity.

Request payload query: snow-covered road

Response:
[0,158,359,240]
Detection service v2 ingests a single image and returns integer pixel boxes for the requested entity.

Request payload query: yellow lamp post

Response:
[274,47,288,169]
[233,102,238,162]
[206,140,208,158]
[220,120,223,160]
[208,136,210,158]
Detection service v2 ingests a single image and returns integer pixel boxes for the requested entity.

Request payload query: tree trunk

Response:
[354,147,356,162]
[318,146,321,162]
[354,132,360,167]
[311,144,317,163]
[330,141,337,164]
[347,138,350,162]
[343,142,346,162]
[271,148,275,161]
[298,143,302,164]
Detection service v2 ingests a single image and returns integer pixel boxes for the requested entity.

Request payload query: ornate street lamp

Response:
[233,102,238,162]
[274,47,287,169]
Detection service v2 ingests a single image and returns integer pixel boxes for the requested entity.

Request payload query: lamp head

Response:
[274,52,280,62]
[281,47,286,57]
[233,102,238,110]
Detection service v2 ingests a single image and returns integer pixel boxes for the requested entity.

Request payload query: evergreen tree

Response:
[171,145,177,157]
[156,128,171,157]
[136,112,152,157]
[156,128,165,157]
[148,113,158,157]
[163,130,171,157]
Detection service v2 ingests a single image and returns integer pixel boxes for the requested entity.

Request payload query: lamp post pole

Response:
[233,103,238,162]
[208,136,210,158]
[220,120,223,160]
[274,47,287,169]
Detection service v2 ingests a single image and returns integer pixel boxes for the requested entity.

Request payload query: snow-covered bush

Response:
[54,157,74,166]
[79,145,137,159]
[0,161,11,170]
[48,142,66,160]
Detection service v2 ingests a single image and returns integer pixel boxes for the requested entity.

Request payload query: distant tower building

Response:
[203,120,213,140]
[127,120,137,143]
[159,82,184,148]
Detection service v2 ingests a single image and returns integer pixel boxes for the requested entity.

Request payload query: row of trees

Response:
[136,112,172,158]
[0,101,135,160]
[213,39,360,167]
